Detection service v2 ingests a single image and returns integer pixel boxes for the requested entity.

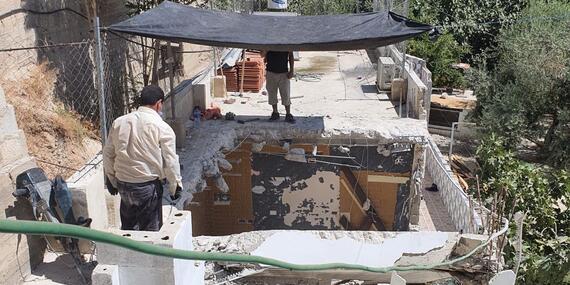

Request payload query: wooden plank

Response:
[340,167,386,231]
[339,178,367,216]
[367,175,409,184]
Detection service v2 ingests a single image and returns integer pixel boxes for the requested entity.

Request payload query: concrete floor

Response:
[205,50,428,137]
[418,173,457,232]
[23,252,95,285]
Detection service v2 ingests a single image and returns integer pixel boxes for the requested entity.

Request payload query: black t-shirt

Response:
[265,51,290,73]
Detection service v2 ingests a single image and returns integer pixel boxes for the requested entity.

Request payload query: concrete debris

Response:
[251,141,266,153]
[217,157,233,171]
[214,175,230,193]
[337,146,350,154]
[195,230,497,284]
[452,235,483,256]
[251,185,266,194]
[284,148,307,163]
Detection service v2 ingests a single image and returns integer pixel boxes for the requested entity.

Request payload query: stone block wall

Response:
[0,86,44,284]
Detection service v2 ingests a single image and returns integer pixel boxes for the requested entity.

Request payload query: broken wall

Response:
[190,142,417,236]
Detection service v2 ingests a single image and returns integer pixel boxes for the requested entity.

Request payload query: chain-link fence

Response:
[0,40,103,178]
[0,41,99,123]
[97,1,256,133]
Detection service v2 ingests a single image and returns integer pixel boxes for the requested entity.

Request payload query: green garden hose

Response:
[0,219,508,273]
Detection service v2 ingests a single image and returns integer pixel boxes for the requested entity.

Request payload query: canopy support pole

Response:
[167,41,176,120]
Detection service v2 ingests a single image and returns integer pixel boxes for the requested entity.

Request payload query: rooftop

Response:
[177,50,429,195]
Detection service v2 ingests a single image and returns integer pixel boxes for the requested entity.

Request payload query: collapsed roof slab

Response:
[176,51,429,201]
[194,230,498,284]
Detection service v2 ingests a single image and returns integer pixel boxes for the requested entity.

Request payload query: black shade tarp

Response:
[108,1,432,51]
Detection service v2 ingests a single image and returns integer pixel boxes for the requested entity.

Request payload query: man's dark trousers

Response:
[117,180,163,231]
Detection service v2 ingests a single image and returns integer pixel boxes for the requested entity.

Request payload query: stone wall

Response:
[0,86,43,284]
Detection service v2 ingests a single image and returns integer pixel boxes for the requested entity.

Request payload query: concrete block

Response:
[96,210,203,285]
[211,75,227,98]
[390,78,406,103]
[192,83,211,112]
[97,210,191,268]
[452,234,484,256]
[119,267,173,285]
[67,154,108,231]
[169,119,187,149]
[1,157,37,182]
[390,272,406,285]
[92,264,120,285]
[0,130,30,166]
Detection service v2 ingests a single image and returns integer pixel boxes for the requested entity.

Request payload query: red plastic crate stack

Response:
[217,51,266,93]
[237,51,265,93]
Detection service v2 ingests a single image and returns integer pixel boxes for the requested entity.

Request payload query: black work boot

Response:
[269,112,280,121]
[285,113,296,124]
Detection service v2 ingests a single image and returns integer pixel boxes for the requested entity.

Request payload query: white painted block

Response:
[92,264,120,285]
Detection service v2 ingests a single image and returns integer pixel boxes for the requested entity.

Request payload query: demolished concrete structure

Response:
[179,51,434,236]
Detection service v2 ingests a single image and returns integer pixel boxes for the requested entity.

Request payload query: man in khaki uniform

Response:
[103,85,182,231]
[262,50,296,123]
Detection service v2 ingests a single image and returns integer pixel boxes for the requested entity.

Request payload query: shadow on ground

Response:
[26,253,96,285]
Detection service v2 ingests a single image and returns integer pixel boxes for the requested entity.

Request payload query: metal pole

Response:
[211,0,217,98]
[449,122,458,159]
[239,50,246,96]
[167,41,176,120]
[402,0,409,118]
[94,16,107,144]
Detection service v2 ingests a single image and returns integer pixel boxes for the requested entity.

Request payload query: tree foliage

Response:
[286,0,374,15]
[407,33,468,88]
[470,0,570,169]
[410,0,527,63]
[477,134,570,284]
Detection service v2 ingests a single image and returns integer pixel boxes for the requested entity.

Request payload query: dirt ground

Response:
[2,63,101,179]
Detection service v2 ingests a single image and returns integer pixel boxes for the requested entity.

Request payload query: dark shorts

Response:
[117,179,163,231]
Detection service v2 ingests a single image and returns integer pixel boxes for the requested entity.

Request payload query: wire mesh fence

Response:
[0,40,103,178]
[0,41,99,124]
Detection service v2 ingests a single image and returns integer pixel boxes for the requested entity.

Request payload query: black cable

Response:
[0,41,90,53]
[0,7,89,22]
[36,159,81,172]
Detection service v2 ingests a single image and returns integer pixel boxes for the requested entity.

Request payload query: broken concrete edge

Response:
[192,230,500,283]
[178,118,430,208]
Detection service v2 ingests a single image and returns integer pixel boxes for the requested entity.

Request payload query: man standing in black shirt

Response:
[262,51,295,123]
